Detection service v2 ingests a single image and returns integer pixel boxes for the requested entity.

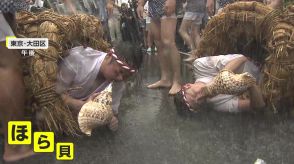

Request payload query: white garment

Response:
[56,46,107,99]
[193,54,261,112]
[0,12,15,42]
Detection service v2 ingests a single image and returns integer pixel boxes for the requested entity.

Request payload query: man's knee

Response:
[161,38,175,47]
[178,27,185,36]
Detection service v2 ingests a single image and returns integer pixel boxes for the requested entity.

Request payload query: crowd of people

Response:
[0,0,286,162]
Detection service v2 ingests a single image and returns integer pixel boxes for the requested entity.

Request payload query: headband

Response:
[181,86,198,113]
[108,48,136,73]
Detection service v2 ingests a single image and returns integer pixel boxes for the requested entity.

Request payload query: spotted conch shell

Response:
[204,69,256,96]
[78,83,114,136]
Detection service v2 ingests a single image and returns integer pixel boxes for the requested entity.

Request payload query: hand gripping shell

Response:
[78,84,114,136]
[204,70,256,97]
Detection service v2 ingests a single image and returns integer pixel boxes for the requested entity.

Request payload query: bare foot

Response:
[3,145,35,162]
[147,80,172,89]
[108,116,118,132]
[169,83,181,95]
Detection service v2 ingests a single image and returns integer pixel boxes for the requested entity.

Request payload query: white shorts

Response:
[183,12,205,25]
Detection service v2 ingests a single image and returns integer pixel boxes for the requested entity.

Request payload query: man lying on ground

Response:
[174,54,266,113]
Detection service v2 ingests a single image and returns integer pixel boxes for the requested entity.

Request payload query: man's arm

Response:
[61,94,85,112]
[206,0,215,16]
[223,56,248,73]
[238,84,266,111]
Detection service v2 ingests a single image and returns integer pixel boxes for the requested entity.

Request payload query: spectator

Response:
[107,0,122,43]
[179,0,206,62]
[137,0,182,95]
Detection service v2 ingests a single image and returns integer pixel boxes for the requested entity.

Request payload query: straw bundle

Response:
[16,10,109,136]
[262,4,294,112]
[197,2,274,63]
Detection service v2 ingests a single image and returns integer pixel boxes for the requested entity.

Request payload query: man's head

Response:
[101,41,142,81]
[174,82,207,112]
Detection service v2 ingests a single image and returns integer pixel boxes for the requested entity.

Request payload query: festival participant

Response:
[137,0,182,95]
[174,54,266,113]
[56,41,141,131]
[0,0,36,162]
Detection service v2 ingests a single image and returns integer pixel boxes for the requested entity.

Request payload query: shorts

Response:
[146,23,151,32]
[183,12,205,25]
[151,13,177,23]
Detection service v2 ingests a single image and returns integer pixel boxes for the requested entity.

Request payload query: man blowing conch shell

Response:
[56,42,141,131]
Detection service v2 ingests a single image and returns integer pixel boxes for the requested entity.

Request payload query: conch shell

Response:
[78,84,114,136]
[205,69,256,96]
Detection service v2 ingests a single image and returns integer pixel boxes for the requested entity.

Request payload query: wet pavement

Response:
[2,54,294,164]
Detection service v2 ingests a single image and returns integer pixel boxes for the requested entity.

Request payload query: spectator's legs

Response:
[191,24,201,55]
[179,19,195,50]
[114,18,122,42]
[143,28,148,48]
[108,18,116,43]
[0,45,34,162]
[161,16,181,95]
[147,19,172,89]
[146,23,154,49]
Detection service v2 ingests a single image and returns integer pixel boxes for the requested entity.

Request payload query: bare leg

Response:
[179,19,194,50]
[183,23,202,63]
[161,17,181,95]
[147,19,172,89]
[0,45,34,162]
[108,19,116,43]
[192,24,201,50]
[146,24,152,48]
[114,18,122,42]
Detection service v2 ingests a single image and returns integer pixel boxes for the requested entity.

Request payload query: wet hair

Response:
[113,41,143,70]
[174,91,192,114]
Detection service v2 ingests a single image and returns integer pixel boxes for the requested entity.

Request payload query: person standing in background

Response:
[137,0,182,95]
[107,0,122,44]
[179,0,206,62]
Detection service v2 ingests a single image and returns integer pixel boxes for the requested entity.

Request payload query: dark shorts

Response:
[148,0,165,18]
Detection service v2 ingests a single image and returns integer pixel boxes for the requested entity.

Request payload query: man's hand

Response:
[137,0,145,19]
[86,93,100,102]
[164,0,176,16]
[206,0,214,16]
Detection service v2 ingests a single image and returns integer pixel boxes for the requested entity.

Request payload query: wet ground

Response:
[2,54,294,164]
